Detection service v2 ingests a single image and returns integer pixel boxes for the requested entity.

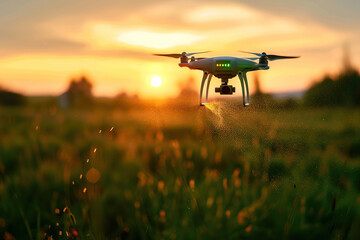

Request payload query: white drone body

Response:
[154,51,299,106]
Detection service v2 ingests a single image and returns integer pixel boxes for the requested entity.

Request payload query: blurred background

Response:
[0,0,360,239]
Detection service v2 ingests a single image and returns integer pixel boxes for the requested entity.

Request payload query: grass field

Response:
[0,101,360,239]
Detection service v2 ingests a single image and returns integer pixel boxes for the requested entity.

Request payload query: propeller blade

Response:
[240,51,300,61]
[196,57,207,60]
[267,55,300,61]
[239,51,262,57]
[244,57,259,61]
[187,51,210,56]
[152,53,182,58]
[153,51,210,58]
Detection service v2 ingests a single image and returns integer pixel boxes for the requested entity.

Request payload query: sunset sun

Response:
[151,76,162,87]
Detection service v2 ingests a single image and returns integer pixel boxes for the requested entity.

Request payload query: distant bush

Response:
[114,92,141,110]
[249,73,278,109]
[277,98,299,109]
[0,88,25,106]
[250,92,277,109]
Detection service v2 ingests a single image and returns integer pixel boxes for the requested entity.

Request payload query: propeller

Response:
[243,57,259,61]
[240,51,300,61]
[153,51,210,59]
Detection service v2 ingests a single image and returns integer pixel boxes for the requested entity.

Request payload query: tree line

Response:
[1,66,359,108]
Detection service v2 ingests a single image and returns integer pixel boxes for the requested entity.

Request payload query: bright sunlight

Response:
[151,76,162,87]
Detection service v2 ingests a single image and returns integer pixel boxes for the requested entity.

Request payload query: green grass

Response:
[0,102,360,239]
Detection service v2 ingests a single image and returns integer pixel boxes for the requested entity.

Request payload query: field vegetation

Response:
[0,99,359,239]
[1,63,360,239]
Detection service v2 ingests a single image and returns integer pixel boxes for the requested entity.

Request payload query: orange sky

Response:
[0,0,359,98]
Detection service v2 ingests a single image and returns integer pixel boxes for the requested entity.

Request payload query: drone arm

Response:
[200,71,209,106]
[238,72,250,107]
[205,74,213,103]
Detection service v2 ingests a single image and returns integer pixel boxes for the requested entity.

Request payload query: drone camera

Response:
[215,85,235,95]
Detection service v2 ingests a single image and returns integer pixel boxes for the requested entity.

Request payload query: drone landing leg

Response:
[238,72,250,107]
[200,71,208,106]
[205,74,213,103]
[243,72,250,107]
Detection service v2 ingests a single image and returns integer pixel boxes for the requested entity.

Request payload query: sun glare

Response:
[151,76,162,87]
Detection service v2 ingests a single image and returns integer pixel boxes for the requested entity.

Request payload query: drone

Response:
[153,51,299,106]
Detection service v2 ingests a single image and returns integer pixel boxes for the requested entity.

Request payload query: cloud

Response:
[0,37,87,57]
[185,4,257,23]
[0,0,359,97]
[116,30,205,49]
[0,0,356,56]
[226,0,360,32]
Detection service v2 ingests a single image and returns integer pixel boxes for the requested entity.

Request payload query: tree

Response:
[303,76,337,107]
[304,44,360,107]
[0,87,25,106]
[304,69,360,107]
[59,76,93,107]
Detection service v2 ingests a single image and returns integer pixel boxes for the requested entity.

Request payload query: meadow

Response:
[0,100,360,239]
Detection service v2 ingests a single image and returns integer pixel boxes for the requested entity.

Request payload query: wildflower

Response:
[237,211,245,225]
[158,181,164,191]
[226,210,231,218]
[223,178,228,190]
[189,179,195,189]
[245,225,252,232]
[215,151,222,163]
[232,168,240,178]
[201,147,207,159]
